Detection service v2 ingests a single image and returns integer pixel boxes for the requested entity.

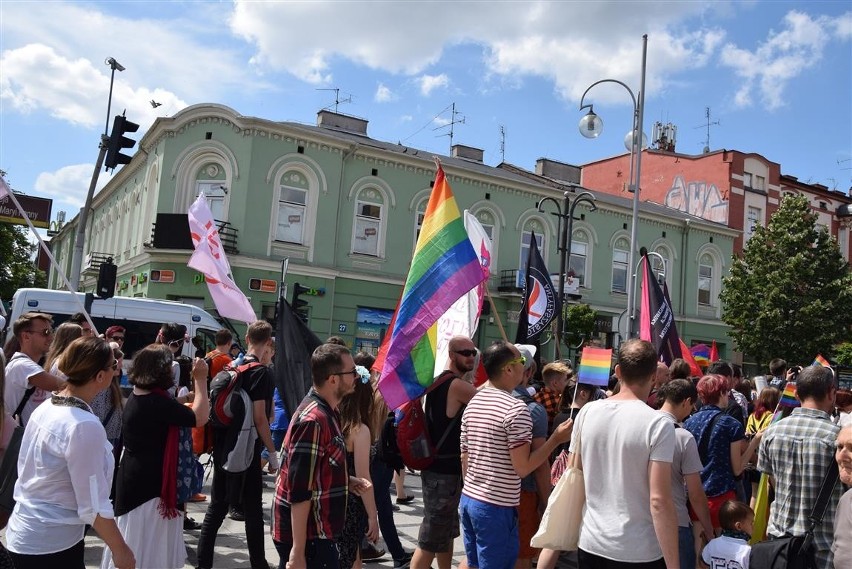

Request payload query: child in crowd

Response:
[701,500,753,569]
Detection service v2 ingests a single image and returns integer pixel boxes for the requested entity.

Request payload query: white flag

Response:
[433,211,493,376]
[187,194,256,324]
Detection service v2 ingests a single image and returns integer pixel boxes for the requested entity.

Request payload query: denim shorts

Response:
[460,493,519,569]
[417,470,462,552]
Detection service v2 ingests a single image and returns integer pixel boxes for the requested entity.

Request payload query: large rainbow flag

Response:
[376,163,487,410]
[691,343,711,368]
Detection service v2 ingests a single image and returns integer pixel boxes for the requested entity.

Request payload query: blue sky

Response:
[1,1,850,225]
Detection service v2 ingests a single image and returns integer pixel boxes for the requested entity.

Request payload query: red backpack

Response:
[395,371,461,470]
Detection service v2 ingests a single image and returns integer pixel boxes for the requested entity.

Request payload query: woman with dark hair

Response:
[101,344,209,569]
[836,389,852,427]
[337,366,380,569]
[5,337,135,569]
[684,375,763,535]
[156,323,188,399]
[44,322,83,376]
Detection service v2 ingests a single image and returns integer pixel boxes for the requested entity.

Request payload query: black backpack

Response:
[376,411,405,473]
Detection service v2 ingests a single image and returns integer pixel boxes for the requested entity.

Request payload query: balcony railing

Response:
[498,269,523,293]
[82,251,114,274]
[148,214,239,255]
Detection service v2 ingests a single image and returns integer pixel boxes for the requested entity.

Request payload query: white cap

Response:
[514,344,537,369]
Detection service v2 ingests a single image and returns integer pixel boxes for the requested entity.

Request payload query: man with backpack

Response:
[205,328,234,378]
[410,336,478,569]
[195,321,278,569]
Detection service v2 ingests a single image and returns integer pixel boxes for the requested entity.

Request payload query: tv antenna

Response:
[694,107,720,153]
[499,125,506,162]
[316,88,352,113]
[433,102,465,152]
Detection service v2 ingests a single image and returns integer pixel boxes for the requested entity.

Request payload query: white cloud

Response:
[34,164,112,211]
[433,117,451,127]
[720,10,850,110]
[374,83,396,103]
[419,74,449,97]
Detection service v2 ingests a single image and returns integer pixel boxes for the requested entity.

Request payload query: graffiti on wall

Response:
[664,175,729,223]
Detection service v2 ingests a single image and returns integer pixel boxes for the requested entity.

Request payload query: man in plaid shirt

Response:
[757,365,841,569]
[534,361,571,432]
[272,343,370,569]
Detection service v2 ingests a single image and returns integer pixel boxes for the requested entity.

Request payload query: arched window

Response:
[698,253,715,306]
[518,218,547,288]
[569,229,590,288]
[276,170,311,244]
[652,244,673,289]
[194,162,229,220]
[352,187,386,257]
[413,197,428,250]
[611,237,630,293]
[472,208,499,271]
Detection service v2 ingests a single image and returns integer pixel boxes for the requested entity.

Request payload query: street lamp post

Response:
[578,34,648,340]
[69,57,126,290]
[536,187,596,354]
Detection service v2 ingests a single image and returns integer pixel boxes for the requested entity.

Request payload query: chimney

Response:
[451,144,484,163]
[316,110,368,135]
[535,158,580,184]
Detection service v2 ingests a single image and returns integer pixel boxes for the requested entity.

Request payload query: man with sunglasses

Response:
[458,341,573,569]
[412,336,478,569]
[4,312,65,427]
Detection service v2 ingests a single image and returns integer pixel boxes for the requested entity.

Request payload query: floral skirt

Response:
[337,493,367,569]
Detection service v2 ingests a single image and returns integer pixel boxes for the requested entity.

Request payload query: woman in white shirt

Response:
[5,337,135,569]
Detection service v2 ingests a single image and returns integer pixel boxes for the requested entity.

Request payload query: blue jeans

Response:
[678,525,695,569]
[370,456,406,561]
[261,429,286,461]
[460,494,518,569]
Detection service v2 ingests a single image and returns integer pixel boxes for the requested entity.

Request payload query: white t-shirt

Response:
[659,410,705,527]
[702,535,750,569]
[4,352,51,426]
[570,398,676,562]
[460,386,532,507]
[6,397,115,555]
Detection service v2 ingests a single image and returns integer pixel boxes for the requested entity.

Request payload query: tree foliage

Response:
[0,223,47,302]
[720,194,852,366]
[834,342,852,367]
[564,302,596,347]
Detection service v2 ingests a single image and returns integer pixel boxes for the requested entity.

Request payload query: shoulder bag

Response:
[531,413,585,551]
[749,459,839,569]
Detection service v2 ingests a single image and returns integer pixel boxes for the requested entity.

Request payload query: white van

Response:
[4,288,227,360]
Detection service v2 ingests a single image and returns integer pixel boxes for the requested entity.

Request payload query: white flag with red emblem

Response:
[188,194,256,324]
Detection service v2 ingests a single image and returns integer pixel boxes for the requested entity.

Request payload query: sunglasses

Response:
[336,367,371,384]
[109,336,125,342]
[507,355,527,366]
[26,327,53,337]
[454,349,478,357]
[167,339,186,348]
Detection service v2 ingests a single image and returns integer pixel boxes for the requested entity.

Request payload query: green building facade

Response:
[48,104,737,361]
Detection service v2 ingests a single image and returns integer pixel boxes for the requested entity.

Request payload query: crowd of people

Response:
[0,310,850,569]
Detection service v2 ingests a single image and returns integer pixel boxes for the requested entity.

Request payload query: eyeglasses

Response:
[109,336,125,342]
[26,327,53,337]
[335,368,359,378]
[167,339,186,348]
[454,349,478,357]
[507,356,527,366]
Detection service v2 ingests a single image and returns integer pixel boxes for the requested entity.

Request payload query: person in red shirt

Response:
[205,329,234,378]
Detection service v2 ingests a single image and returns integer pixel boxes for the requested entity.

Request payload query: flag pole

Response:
[485,288,507,341]
[0,177,97,332]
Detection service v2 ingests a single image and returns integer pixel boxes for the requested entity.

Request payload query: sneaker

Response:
[228,508,245,521]
[183,516,202,531]
[360,543,386,561]
[393,551,413,568]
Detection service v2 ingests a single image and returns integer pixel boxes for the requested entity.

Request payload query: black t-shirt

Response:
[552,407,581,455]
[240,355,275,417]
[114,393,196,516]
[424,372,462,475]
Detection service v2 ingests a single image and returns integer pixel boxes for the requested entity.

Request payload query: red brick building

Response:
[580,148,852,260]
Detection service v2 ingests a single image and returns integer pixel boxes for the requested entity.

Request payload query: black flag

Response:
[274,292,322,418]
[639,254,683,364]
[515,232,560,343]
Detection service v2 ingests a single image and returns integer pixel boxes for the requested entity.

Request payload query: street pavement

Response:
[82,468,468,568]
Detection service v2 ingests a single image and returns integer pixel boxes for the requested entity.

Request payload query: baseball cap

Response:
[514,344,537,370]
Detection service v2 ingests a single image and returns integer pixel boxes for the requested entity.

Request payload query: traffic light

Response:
[96,258,117,299]
[104,115,139,170]
[291,282,311,323]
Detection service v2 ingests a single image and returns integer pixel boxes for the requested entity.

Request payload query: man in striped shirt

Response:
[459,341,572,568]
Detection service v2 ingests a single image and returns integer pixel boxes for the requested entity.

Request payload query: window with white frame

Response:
[276,186,307,243]
[517,225,545,288]
[474,209,497,270]
[353,189,384,257]
[839,227,849,262]
[743,172,753,190]
[196,181,227,220]
[754,175,766,192]
[611,237,630,293]
[413,199,428,249]
[745,206,762,243]
[569,229,589,287]
[698,253,714,306]
[652,246,671,288]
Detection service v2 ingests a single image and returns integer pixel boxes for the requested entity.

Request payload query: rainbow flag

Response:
[376,163,486,410]
[691,344,710,368]
[812,354,831,368]
[578,347,612,387]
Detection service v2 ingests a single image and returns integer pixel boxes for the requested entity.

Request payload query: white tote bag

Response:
[530,427,585,551]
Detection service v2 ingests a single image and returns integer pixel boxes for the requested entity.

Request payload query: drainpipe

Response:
[327,144,359,337]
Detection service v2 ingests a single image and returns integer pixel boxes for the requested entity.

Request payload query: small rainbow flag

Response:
[812,354,831,368]
[691,344,710,368]
[578,347,612,387]
[376,163,487,410]
[779,381,800,408]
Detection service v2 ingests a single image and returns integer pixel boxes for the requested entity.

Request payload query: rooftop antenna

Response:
[316,88,352,113]
[694,107,720,153]
[433,102,465,153]
[499,125,506,163]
